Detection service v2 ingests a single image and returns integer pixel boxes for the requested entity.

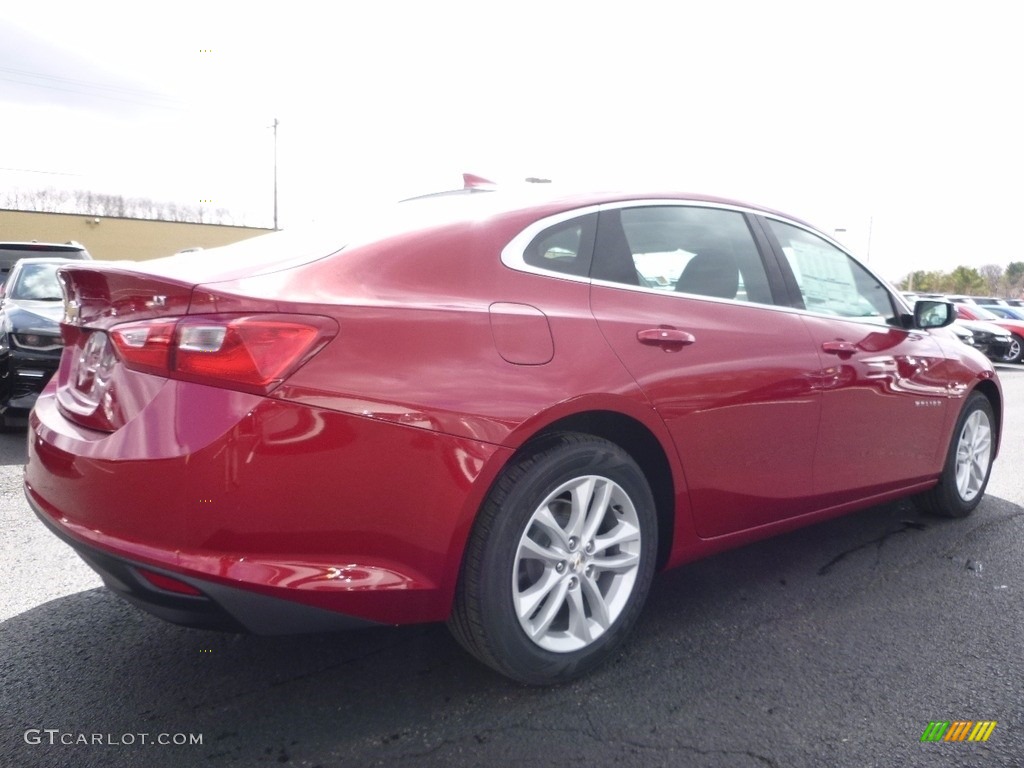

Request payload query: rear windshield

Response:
[0,246,88,285]
[137,229,349,283]
[0,246,88,261]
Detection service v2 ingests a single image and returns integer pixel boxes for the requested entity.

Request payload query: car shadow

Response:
[3,497,1022,768]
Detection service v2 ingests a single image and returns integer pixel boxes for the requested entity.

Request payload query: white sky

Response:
[1,0,1020,281]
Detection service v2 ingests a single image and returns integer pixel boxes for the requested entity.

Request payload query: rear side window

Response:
[591,206,774,304]
[523,214,596,277]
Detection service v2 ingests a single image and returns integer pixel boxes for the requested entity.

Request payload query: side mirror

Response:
[913,300,956,329]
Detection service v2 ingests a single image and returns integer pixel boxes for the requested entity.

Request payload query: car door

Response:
[589,204,825,538]
[758,216,955,501]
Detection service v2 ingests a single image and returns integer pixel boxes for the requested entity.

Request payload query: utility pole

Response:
[271,118,279,230]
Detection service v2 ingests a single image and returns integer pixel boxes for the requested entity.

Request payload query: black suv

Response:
[0,241,91,286]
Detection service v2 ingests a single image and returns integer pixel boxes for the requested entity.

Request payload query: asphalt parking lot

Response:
[2,366,1022,768]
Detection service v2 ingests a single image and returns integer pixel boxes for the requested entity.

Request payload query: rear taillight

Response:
[109,314,336,394]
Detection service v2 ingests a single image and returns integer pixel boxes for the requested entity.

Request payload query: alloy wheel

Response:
[512,474,642,653]
[955,409,993,502]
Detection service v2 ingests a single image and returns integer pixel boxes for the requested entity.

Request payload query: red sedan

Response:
[26,187,1001,684]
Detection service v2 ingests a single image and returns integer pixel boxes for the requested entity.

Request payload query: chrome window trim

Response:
[757,210,904,293]
[757,211,851,253]
[588,275,761,306]
[500,204,604,283]
[501,199,906,327]
[501,199,774,282]
[591,274,915,329]
[757,211,907,323]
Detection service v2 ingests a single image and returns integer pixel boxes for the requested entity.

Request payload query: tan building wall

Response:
[0,209,273,261]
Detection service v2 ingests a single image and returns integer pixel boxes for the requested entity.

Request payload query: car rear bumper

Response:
[29,496,379,633]
[25,382,509,628]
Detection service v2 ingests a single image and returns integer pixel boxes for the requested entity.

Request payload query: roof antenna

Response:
[462,173,496,190]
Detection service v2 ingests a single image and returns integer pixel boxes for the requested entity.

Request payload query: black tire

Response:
[1004,334,1024,364]
[448,433,658,685]
[916,392,996,517]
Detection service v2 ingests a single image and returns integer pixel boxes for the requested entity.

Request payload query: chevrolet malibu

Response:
[26,188,1000,684]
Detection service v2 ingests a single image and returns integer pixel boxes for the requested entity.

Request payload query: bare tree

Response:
[1,185,252,226]
[1006,262,1024,299]
[979,264,1004,295]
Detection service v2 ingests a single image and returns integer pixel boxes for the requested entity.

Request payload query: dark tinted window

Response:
[592,206,773,304]
[0,246,88,260]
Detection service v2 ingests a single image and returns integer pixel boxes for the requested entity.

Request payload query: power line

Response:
[0,65,177,99]
[0,165,83,177]
[0,65,186,110]
[0,75,184,110]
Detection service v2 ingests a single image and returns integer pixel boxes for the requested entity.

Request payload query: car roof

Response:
[125,186,823,286]
[0,241,88,251]
[11,256,89,265]
[403,185,803,219]
[347,186,822,248]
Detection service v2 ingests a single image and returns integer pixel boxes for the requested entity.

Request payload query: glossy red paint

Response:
[27,389,509,624]
[797,316,961,497]
[25,188,1002,647]
[592,281,822,537]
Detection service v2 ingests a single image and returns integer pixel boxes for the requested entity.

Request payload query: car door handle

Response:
[821,340,858,355]
[637,328,696,346]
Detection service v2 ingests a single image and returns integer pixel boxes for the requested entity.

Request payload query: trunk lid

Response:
[54,239,342,432]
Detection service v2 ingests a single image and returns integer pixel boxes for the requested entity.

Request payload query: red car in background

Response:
[25,186,1001,684]
[954,303,1024,363]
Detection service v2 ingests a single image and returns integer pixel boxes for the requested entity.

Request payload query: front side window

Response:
[766,219,897,323]
[592,206,774,304]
